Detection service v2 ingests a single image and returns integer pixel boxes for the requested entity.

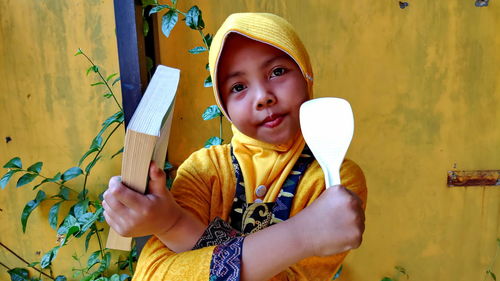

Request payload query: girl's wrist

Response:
[285,215,316,258]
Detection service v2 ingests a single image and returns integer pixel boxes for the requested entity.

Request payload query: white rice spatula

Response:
[300,98,354,188]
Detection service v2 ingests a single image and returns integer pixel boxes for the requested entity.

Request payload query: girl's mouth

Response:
[261,114,285,128]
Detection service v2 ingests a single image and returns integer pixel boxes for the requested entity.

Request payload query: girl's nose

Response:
[255,85,276,109]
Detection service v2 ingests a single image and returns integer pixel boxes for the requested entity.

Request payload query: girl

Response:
[103,12,367,281]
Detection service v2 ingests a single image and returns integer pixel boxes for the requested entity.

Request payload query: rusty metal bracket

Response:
[447,170,500,187]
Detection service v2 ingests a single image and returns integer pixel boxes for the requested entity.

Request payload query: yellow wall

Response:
[0,0,123,279]
[158,1,499,280]
[1,0,499,281]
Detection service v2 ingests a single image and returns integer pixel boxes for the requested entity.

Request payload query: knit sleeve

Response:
[132,145,242,281]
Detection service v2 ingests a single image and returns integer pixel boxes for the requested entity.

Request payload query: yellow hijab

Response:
[209,13,315,202]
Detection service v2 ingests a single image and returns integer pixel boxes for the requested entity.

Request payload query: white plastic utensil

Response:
[300,98,354,187]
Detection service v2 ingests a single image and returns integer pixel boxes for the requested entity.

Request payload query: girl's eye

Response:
[230,83,246,93]
[270,67,286,78]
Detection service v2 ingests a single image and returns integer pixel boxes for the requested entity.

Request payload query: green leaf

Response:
[143,18,149,36]
[61,167,83,182]
[86,66,94,76]
[91,134,104,150]
[106,73,118,82]
[21,190,46,232]
[48,172,62,182]
[34,172,62,190]
[204,75,212,87]
[78,147,99,166]
[52,186,70,200]
[40,246,60,268]
[92,65,99,73]
[103,92,113,99]
[141,0,157,7]
[7,268,29,281]
[1,169,19,189]
[380,278,393,281]
[204,33,213,48]
[487,270,497,281]
[49,201,63,230]
[80,208,103,234]
[85,229,95,251]
[74,48,83,56]
[78,212,96,233]
[80,272,100,281]
[27,162,43,173]
[188,46,207,54]
[4,157,22,169]
[112,77,121,86]
[28,261,39,267]
[98,252,111,273]
[96,111,124,141]
[85,155,102,174]
[111,147,124,159]
[164,161,173,170]
[202,105,222,120]
[61,225,80,245]
[91,82,105,87]
[149,4,170,16]
[110,274,120,281]
[146,56,153,73]
[94,277,109,281]
[120,274,131,281]
[185,6,204,30]
[17,173,38,188]
[204,137,223,148]
[57,215,77,236]
[78,189,88,201]
[171,0,177,5]
[72,200,89,218]
[54,276,67,281]
[332,264,343,280]
[161,9,178,37]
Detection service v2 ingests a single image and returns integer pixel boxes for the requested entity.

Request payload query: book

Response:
[105,65,180,251]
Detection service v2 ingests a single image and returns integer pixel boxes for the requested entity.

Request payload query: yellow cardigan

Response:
[132,144,367,281]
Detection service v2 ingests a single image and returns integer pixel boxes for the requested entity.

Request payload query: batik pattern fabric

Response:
[229,145,314,233]
[202,145,314,281]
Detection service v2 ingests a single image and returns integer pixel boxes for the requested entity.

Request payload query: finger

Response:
[102,192,128,214]
[103,208,128,236]
[147,161,167,195]
[106,178,146,210]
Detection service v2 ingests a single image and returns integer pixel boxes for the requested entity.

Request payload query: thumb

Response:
[147,161,167,195]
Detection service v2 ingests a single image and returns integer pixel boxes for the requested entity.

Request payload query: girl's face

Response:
[218,34,309,145]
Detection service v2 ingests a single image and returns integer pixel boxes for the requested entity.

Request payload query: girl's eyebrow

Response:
[261,54,291,68]
[221,54,291,83]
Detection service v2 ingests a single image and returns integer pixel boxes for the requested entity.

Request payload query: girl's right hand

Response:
[102,162,183,238]
[291,185,365,257]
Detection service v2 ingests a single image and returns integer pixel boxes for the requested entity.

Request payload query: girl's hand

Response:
[102,162,182,238]
[291,185,365,257]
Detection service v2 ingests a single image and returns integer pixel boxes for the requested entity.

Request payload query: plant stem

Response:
[0,262,11,270]
[0,242,55,280]
[198,29,209,50]
[92,225,105,259]
[483,240,499,281]
[82,121,123,200]
[219,115,223,140]
[79,51,123,112]
[13,170,77,193]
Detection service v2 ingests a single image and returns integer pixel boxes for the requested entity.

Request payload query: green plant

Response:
[2,2,214,280]
[1,49,133,281]
[381,266,409,281]
[484,238,499,281]
[143,0,225,147]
